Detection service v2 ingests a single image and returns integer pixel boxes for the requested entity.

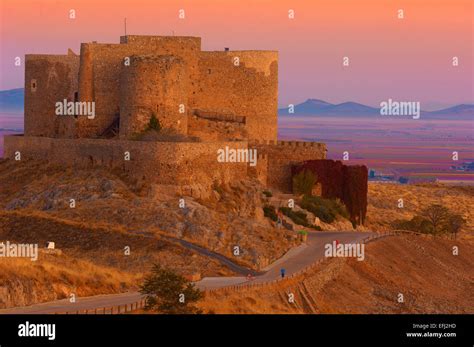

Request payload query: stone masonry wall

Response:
[250,140,327,193]
[194,51,278,142]
[77,36,201,138]
[4,135,248,188]
[119,55,188,138]
[24,36,278,142]
[187,114,247,141]
[247,154,268,186]
[24,52,80,138]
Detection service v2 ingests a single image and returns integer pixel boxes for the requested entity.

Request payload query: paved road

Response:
[0,231,374,314]
[197,231,373,289]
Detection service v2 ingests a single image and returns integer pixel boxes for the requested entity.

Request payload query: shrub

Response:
[300,195,349,223]
[148,113,161,131]
[391,204,465,237]
[292,169,316,196]
[279,207,310,227]
[140,264,203,314]
[391,216,433,234]
[263,205,278,222]
[262,190,273,198]
[445,214,465,239]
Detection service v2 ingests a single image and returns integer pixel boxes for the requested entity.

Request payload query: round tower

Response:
[120,55,189,138]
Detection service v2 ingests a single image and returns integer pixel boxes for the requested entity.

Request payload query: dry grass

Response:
[0,252,138,309]
[0,209,233,277]
[366,182,474,240]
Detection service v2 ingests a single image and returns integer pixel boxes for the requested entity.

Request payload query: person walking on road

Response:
[280,268,286,278]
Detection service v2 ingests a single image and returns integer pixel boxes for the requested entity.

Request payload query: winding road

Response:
[0,231,375,314]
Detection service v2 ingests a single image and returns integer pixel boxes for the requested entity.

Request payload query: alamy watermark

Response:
[217,146,257,167]
[55,99,96,119]
[324,241,365,261]
[18,321,55,341]
[380,98,420,119]
[0,241,38,261]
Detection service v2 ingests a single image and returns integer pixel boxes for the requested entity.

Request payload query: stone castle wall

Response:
[24,36,278,142]
[247,154,268,186]
[119,55,189,137]
[250,140,327,192]
[192,51,278,142]
[77,36,201,138]
[187,112,248,141]
[24,52,80,138]
[4,135,248,188]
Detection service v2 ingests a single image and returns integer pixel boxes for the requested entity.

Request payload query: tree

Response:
[445,214,465,239]
[292,169,317,196]
[420,204,449,235]
[140,264,203,314]
[148,113,161,131]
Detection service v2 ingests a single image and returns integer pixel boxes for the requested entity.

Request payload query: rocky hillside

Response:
[0,159,296,270]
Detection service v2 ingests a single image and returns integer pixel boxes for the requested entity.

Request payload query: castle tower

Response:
[119,55,189,138]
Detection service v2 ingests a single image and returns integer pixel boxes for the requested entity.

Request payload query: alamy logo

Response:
[324,241,365,261]
[18,321,56,341]
[217,146,257,167]
[0,241,38,261]
[55,99,96,119]
[380,98,420,119]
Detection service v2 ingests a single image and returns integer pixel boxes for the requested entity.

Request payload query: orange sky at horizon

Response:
[0,0,472,109]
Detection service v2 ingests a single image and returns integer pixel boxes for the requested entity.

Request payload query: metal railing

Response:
[55,298,146,315]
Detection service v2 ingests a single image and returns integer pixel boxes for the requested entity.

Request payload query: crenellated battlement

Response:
[250,140,326,148]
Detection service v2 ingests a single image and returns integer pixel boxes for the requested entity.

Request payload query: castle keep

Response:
[4,35,366,223]
[23,35,279,141]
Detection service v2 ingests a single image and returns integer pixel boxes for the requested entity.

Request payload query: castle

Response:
[4,35,367,224]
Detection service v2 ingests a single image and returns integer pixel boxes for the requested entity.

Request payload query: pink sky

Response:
[0,0,472,110]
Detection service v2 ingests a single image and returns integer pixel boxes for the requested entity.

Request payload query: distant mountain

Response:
[0,88,24,113]
[279,99,378,116]
[323,102,379,115]
[288,98,334,114]
[279,98,474,120]
[429,104,474,116]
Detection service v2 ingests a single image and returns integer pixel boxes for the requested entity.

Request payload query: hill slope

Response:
[199,235,474,313]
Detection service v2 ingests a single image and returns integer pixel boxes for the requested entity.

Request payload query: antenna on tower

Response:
[124,18,127,36]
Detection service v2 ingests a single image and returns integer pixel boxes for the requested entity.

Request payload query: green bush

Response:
[262,190,273,198]
[148,113,161,131]
[300,195,349,223]
[292,169,316,196]
[140,264,203,314]
[279,207,309,227]
[263,205,278,222]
